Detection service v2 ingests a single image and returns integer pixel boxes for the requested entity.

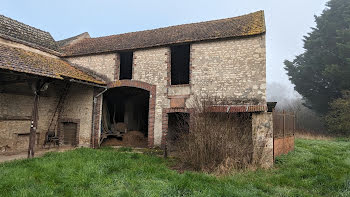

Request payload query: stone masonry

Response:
[1,11,273,167]
[252,112,273,168]
[190,35,266,105]
[0,81,94,151]
[133,48,170,145]
[66,53,117,82]
[67,35,267,147]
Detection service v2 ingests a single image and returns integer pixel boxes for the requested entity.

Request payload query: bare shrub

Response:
[172,99,253,174]
[281,98,326,132]
[295,130,335,140]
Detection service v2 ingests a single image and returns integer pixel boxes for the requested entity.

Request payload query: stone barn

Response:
[0,11,273,167]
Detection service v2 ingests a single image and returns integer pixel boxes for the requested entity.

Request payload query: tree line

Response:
[284,0,350,135]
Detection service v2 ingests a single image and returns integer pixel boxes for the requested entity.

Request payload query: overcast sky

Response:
[1,0,329,97]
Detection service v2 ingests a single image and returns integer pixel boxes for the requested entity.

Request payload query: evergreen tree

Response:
[284,0,350,114]
[326,91,350,135]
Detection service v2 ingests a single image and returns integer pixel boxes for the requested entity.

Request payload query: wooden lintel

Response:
[0,116,31,121]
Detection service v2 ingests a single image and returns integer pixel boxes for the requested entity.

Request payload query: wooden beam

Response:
[28,86,39,158]
[0,80,27,86]
[0,116,31,121]
[27,79,49,158]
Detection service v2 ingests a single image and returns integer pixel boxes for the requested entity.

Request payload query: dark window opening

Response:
[167,112,190,151]
[119,51,133,80]
[171,44,190,85]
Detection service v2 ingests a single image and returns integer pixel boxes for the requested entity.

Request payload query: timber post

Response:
[28,91,39,158]
[27,79,49,158]
[28,80,40,158]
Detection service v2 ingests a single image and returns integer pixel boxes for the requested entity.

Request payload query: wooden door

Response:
[63,122,77,146]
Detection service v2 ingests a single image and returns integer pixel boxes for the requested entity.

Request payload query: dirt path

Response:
[0,146,75,164]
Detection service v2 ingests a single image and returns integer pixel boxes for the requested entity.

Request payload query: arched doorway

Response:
[99,80,156,147]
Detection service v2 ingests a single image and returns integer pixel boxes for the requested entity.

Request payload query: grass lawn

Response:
[0,139,349,197]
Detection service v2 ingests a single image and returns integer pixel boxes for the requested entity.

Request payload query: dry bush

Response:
[172,99,253,174]
[295,129,335,140]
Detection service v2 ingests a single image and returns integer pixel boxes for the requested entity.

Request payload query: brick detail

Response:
[161,108,192,146]
[107,80,156,147]
[133,48,168,146]
[207,105,267,113]
[166,51,171,86]
[92,88,103,148]
[114,53,120,81]
[273,135,295,158]
[166,44,193,87]
[170,98,185,108]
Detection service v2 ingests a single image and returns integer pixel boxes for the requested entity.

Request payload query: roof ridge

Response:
[56,32,90,48]
[0,14,60,52]
[57,32,90,42]
[0,14,52,35]
[62,10,266,56]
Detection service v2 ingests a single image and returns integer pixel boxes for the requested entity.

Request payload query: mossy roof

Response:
[0,14,60,55]
[62,11,265,56]
[0,43,105,85]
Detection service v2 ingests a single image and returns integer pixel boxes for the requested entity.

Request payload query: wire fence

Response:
[273,111,295,138]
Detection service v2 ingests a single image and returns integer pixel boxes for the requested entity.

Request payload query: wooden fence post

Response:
[283,110,285,138]
[293,112,296,135]
[283,110,286,154]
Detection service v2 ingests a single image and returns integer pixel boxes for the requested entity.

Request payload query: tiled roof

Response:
[0,43,105,85]
[0,14,60,54]
[62,11,265,56]
[56,32,90,48]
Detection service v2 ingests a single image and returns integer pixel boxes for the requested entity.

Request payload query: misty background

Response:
[0,0,328,108]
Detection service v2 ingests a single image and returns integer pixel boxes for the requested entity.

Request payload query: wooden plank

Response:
[0,116,31,121]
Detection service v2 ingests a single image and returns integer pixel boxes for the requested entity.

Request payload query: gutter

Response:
[69,78,106,88]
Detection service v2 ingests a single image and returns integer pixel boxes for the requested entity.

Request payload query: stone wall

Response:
[63,35,266,147]
[0,81,94,152]
[190,35,266,105]
[66,53,118,82]
[60,83,94,146]
[251,112,273,168]
[0,86,57,151]
[133,48,170,145]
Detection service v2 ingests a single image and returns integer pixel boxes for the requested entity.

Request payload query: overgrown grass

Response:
[0,139,349,196]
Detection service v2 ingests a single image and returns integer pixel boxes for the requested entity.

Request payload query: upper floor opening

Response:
[171,44,190,85]
[119,51,133,80]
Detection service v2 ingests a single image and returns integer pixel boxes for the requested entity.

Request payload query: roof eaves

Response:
[62,32,266,57]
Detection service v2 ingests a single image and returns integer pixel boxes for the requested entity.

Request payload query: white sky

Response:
[1,0,329,98]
